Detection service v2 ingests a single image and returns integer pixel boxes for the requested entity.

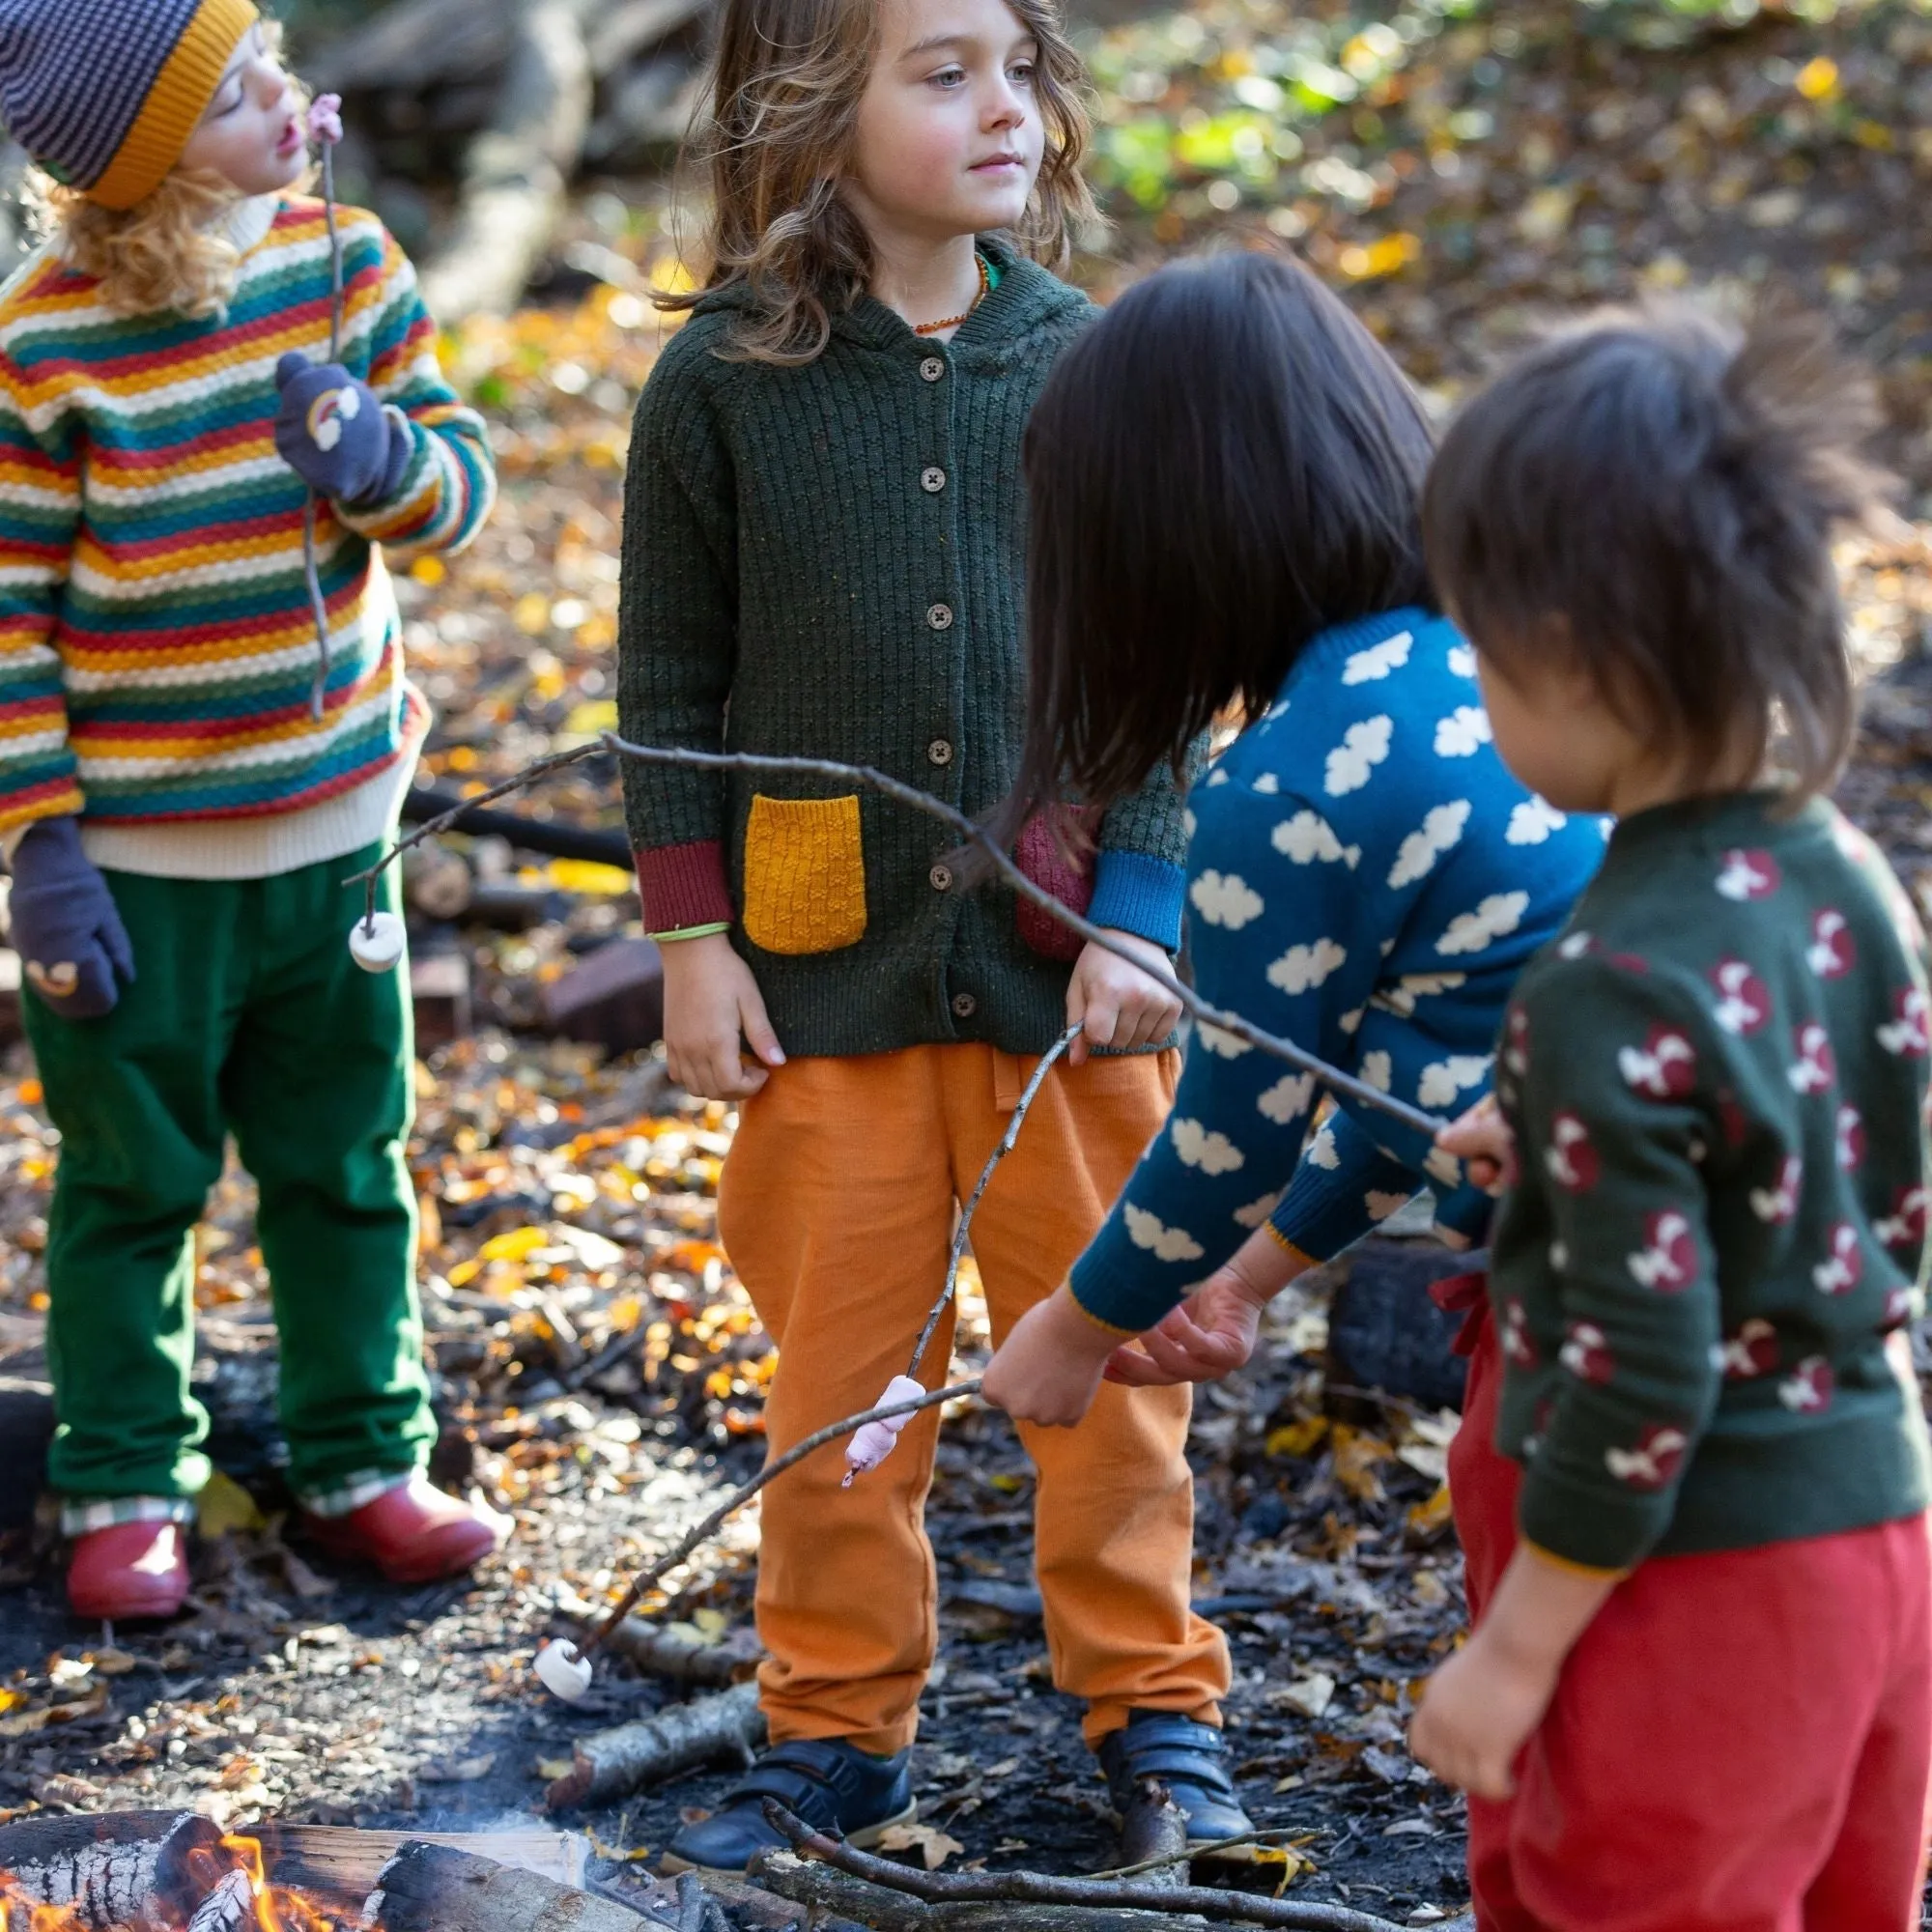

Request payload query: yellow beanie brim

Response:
[87,0,261,211]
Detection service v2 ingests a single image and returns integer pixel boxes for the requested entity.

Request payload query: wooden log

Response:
[416,2,591,323]
[306,0,514,94]
[601,1616,760,1687]
[544,1681,765,1811]
[1113,1785,1188,1889]
[540,939,664,1055]
[584,0,711,75]
[0,1372,52,1531]
[398,788,632,868]
[369,1842,653,1932]
[0,1811,225,1930]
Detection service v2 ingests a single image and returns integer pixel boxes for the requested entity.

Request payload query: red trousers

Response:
[1447,1312,1932,1932]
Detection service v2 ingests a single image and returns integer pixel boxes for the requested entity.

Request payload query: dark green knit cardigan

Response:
[617,242,1192,1060]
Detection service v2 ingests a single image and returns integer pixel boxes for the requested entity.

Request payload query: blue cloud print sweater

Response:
[1069,608,1608,1334]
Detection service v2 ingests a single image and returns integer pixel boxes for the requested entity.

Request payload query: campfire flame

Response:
[3,1834,355,1932]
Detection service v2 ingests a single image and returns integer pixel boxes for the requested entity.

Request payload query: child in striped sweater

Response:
[0,0,498,1618]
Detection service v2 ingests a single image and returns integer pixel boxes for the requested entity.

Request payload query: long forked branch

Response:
[908,1021,1083,1378]
[758,1804,1409,1932]
[349,737,1445,1142]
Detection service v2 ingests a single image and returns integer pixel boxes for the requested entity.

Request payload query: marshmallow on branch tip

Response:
[841,1377,930,1485]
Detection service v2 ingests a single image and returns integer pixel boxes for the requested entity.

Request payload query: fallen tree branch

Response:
[545,1681,765,1810]
[747,1850,1207,1932]
[416,1,592,322]
[351,740,1444,1141]
[758,1804,1407,1932]
[368,1840,652,1932]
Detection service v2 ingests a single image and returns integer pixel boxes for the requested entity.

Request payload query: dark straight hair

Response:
[1424,301,1888,803]
[983,250,1436,860]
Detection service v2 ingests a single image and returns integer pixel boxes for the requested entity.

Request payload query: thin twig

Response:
[908,1022,1083,1378]
[1090,1828,1316,1883]
[346,741,603,921]
[305,142,349,724]
[760,1804,1406,1932]
[578,1378,980,1661]
[348,738,1444,1140]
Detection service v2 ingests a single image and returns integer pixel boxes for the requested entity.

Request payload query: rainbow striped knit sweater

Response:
[0,193,493,855]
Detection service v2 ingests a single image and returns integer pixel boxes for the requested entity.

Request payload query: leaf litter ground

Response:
[9,2,1932,1922]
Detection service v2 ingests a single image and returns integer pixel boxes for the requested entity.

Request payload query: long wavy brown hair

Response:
[662,0,1096,364]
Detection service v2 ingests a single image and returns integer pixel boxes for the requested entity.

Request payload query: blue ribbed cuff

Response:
[1089,849,1185,952]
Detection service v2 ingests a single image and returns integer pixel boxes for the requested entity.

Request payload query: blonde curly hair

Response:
[26,22,310,320]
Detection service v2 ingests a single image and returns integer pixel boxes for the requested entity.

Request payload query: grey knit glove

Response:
[7,816,134,1019]
[273,353,412,505]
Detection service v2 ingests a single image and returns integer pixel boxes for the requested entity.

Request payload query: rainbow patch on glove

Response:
[305,383,363,452]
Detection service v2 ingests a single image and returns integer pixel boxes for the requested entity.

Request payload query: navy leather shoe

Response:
[661,1738,915,1874]
[1098,1711,1255,1848]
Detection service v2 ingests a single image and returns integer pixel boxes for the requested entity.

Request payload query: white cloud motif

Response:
[1258,1071,1316,1122]
[1388,799,1471,889]
[1361,1050,1393,1092]
[1182,809,1197,839]
[1418,1053,1493,1109]
[1306,1122,1340,1170]
[1123,1204,1205,1264]
[1194,1022,1252,1059]
[1324,716,1393,796]
[1206,766,1229,786]
[1272,810,1361,868]
[1173,1118,1246,1176]
[1437,892,1530,957]
[1434,706,1493,757]
[1235,1191,1284,1230]
[1448,644,1477,677]
[1507,797,1568,845]
[1252,772,1280,795]
[1372,972,1467,1018]
[1268,937,1347,995]
[1342,632,1412,684]
[1425,1146,1463,1187]
[1339,1007,1365,1035]
[1366,1190,1409,1222]
[1190,870,1264,928]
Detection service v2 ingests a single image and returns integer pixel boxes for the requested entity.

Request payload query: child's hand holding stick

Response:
[1436,1092,1515,1196]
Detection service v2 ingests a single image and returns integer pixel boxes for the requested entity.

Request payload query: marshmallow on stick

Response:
[841,1376,930,1485]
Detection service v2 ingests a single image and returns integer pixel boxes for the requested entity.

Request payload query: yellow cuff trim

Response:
[1262,1224,1316,1274]
[1520,1537,1632,1583]
[1065,1287,1140,1340]
[89,0,260,211]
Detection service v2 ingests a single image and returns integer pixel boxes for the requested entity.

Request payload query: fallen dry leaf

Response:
[875,1823,966,1871]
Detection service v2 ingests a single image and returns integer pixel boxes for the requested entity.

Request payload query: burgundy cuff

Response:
[634,839,734,933]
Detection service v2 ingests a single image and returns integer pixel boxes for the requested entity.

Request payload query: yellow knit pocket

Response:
[742,794,868,954]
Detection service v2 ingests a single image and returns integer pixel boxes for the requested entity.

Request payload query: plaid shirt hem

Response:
[299,1467,416,1519]
[61,1494,196,1536]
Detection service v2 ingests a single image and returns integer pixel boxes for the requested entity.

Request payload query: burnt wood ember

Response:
[0,1812,225,1930]
[368,1841,654,1932]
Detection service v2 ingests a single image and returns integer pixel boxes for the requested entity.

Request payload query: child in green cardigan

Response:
[1410,306,1932,1927]
[618,0,1237,1873]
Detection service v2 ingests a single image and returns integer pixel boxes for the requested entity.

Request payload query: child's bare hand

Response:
[982,1286,1122,1427]
[1408,1625,1558,1801]
[1436,1093,1515,1195]
[659,932,784,1101]
[1065,930,1182,1067]
[1103,1267,1268,1387]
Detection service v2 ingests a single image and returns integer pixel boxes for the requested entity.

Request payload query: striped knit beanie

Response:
[0,0,260,210]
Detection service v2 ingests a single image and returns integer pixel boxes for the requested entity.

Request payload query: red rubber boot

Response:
[299,1477,504,1583]
[67,1520,190,1621]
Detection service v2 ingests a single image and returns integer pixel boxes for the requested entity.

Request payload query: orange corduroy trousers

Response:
[718,1042,1232,1755]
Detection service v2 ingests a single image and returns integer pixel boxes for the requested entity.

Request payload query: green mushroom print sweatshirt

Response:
[1489,791,1932,1575]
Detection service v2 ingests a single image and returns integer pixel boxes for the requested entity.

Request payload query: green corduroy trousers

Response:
[22,839,434,1508]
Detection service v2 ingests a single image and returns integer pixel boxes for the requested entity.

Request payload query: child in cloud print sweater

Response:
[1062,607,1605,1337]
